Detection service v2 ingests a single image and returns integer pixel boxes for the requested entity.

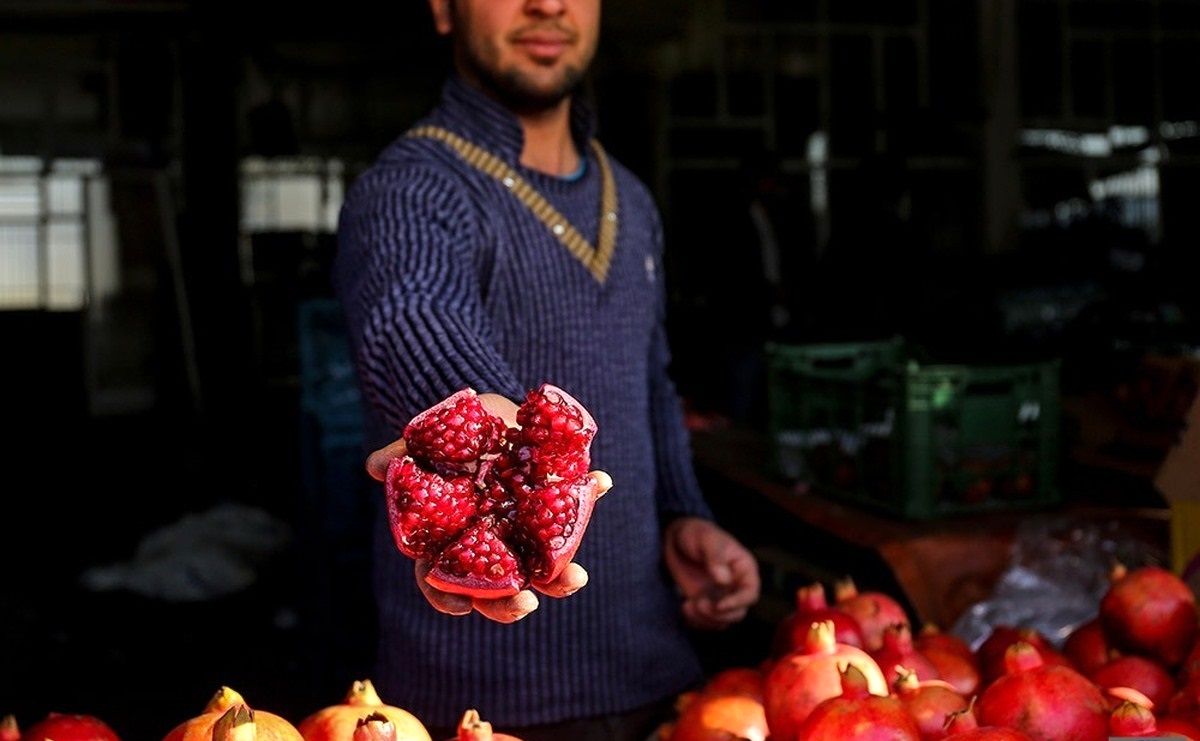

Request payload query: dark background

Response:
[1,0,1197,737]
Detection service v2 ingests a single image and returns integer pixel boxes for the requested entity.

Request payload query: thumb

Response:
[708,558,732,586]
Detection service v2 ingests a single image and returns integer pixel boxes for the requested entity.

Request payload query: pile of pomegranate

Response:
[659,566,1200,741]
[6,390,1199,741]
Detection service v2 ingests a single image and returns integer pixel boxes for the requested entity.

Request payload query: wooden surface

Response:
[690,426,1171,628]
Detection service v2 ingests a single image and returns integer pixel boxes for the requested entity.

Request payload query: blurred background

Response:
[1,0,1198,737]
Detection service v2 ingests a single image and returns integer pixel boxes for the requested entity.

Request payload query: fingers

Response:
[414,560,472,616]
[682,597,747,630]
[416,561,541,622]
[367,439,408,482]
[714,551,760,612]
[472,591,539,623]
[533,562,589,598]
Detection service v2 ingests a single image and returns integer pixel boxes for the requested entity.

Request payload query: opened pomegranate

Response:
[892,669,967,741]
[773,582,864,655]
[834,578,909,652]
[763,620,889,740]
[19,713,120,741]
[161,687,301,741]
[976,642,1108,741]
[1064,618,1116,675]
[1090,656,1177,709]
[354,714,397,741]
[297,679,430,741]
[1101,564,1198,668]
[388,385,604,598]
[794,664,920,740]
[448,710,522,741]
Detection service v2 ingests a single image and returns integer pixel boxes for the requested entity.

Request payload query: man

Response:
[334,1,760,738]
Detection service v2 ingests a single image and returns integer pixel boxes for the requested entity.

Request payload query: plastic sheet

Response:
[80,502,292,602]
[951,516,1167,650]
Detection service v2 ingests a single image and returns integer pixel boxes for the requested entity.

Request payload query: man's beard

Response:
[461,50,586,113]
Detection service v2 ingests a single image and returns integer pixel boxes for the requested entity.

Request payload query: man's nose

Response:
[524,0,566,17]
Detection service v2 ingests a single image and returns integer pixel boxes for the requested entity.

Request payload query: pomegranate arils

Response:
[386,457,477,559]
[426,518,525,598]
[516,477,594,583]
[516,385,595,455]
[388,384,600,600]
[404,388,503,470]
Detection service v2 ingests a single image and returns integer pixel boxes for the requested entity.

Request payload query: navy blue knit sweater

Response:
[333,76,712,728]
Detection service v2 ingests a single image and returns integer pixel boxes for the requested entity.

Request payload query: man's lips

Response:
[512,34,573,60]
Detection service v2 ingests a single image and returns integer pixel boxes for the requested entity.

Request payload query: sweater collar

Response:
[436,74,598,164]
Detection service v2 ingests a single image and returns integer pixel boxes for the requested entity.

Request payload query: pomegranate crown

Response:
[837,662,873,698]
[213,704,255,741]
[796,582,829,610]
[804,620,838,654]
[346,679,384,706]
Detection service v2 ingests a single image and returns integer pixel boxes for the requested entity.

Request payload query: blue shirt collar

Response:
[436,74,598,164]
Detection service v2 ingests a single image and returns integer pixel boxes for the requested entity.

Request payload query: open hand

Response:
[366,393,609,623]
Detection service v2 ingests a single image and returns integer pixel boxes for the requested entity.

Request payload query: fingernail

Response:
[591,471,613,492]
[512,591,539,618]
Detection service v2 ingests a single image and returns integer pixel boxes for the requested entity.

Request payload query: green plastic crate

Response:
[766,340,1061,519]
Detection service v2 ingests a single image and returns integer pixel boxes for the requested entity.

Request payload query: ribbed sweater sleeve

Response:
[648,214,714,522]
[335,164,525,436]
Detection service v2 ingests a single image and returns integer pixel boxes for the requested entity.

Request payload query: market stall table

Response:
[690,426,1171,629]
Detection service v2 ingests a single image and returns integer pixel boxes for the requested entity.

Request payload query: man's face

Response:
[429,0,601,111]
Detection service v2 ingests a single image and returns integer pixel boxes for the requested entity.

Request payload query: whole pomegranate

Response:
[794,664,920,740]
[1159,717,1200,740]
[2,716,18,741]
[1089,656,1177,709]
[976,626,1072,686]
[1101,564,1198,668]
[701,668,764,701]
[976,642,1108,741]
[162,687,301,741]
[773,582,865,655]
[892,670,967,741]
[18,713,120,741]
[388,386,605,598]
[1064,619,1116,675]
[764,620,889,741]
[922,649,980,697]
[942,730,1034,740]
[835,578,909,652]
[873,623,940,686]
[297,679,430,741]
[667,693,768,741]
[916,625,975,666]
[447,710,522,741]
[1182,640,1200,684]
[1170,677,1200,722]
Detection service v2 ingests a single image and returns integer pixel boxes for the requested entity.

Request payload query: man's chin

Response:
[490,67,583,112]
